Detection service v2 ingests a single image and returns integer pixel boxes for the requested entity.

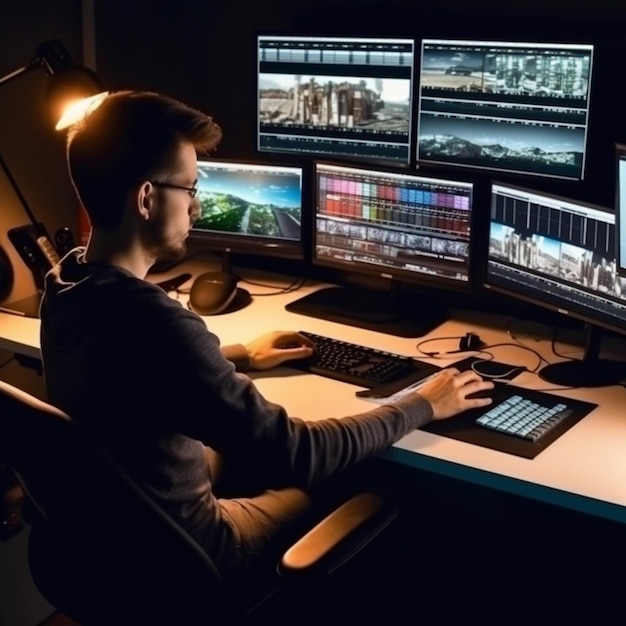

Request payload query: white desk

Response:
[2,261,626,525]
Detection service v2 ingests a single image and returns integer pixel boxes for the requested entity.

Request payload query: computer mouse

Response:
[188,271,238,315]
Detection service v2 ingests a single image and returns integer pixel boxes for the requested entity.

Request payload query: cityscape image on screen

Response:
[258,35,415,165]
[487,184,625,321]
[417,39,594,180]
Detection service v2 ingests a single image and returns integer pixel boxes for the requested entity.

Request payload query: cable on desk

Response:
[471,342,547,375]
[416,332,548,378]
[414,334,481,359]
[240,274,308,296]
[549,326,589,361]
[504,316,587,363]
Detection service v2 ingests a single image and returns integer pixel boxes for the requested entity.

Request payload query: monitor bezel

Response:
[257,34,416,168]
[483,180,626,338]
[310,159,476,295]
[187,158,305,261]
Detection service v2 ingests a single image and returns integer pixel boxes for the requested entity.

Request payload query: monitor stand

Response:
[285,284,447,338]
[538,324,626,387]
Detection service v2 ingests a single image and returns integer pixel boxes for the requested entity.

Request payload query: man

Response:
[40,90,493,579]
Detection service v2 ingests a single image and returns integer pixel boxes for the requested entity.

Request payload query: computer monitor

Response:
[258,35,414,166]
[485,182,626,387]
[189,159,304,300]
[416,39,594,180]
[615,143,626,275]
[286,161,474,337]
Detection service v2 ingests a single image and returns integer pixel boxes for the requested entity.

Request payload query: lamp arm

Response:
[0,151,40,230]
[0,62,38,89]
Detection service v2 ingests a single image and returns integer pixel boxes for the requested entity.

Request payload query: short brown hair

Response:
[66,91,222,230]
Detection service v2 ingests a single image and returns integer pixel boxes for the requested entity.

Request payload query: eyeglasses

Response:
[151,181,198,199]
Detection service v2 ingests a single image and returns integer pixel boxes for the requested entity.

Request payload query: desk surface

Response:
[2,259,626,524]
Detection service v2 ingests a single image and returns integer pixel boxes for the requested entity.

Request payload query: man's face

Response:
[143,141,200,261]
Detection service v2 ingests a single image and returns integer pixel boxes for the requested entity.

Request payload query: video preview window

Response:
[258,36,414,165]
[487,184,626,320]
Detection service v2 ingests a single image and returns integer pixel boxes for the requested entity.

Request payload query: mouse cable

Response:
[471,342,548,375]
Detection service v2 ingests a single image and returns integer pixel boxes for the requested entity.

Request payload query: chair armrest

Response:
[278,491,397,576]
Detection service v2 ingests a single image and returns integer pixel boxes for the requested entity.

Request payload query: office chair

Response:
[0,379,398,626]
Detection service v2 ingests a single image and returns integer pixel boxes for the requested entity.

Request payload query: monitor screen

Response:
[286,162,474,337]
[189,159,304,260]
[258,35,414,165]
[485,182,626,386]
[417,39,594,180]
[616,143,626,275]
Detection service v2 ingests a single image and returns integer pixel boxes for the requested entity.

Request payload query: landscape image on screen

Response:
[419,114,585,179]
[193,165,301,240]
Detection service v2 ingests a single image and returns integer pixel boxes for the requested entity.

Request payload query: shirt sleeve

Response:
[220,344,250,371]
[157,303,434,488]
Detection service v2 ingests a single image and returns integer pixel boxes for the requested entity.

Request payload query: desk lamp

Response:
[0,39,107,311]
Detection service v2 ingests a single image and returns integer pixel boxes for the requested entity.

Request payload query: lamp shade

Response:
[45,64,106,128]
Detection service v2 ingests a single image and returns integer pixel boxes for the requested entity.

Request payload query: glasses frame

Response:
[151,181,198,199]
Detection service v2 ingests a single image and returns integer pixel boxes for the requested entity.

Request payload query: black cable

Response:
[240,275,308,296]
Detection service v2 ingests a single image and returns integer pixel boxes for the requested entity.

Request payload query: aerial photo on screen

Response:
[193,167,301,240]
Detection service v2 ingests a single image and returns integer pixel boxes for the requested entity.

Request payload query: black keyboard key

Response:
[290,331,430,388]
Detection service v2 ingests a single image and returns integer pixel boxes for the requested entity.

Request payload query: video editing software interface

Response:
[191,160,304,258]
[258,35,414,164]
[314,162,474,288]
[417,39,594,180]
[486,183,626,335]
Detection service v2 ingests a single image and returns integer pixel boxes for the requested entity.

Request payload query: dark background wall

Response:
[1,0,625,303]
[0,1,85,301]
[92,0,626,209]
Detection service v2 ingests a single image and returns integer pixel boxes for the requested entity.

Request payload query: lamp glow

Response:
[55,91,109,130]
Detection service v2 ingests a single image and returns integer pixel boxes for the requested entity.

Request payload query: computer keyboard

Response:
[290,331,436,389]
[475,394,574,442]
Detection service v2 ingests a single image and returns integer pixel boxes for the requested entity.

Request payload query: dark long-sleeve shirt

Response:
[40,250,434,559]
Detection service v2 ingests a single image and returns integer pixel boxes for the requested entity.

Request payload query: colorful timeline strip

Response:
[319,175,471,211]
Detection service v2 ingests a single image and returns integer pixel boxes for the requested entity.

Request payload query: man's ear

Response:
[137,182,153,221]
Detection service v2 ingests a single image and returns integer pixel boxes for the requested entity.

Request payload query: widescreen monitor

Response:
[189,160,304,301]
[286,161,474,336]
[485,182,626,387]
[417,39,594,180]
[258,35,415,165]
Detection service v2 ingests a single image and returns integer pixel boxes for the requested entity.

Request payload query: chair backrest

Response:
[0,380,231,625]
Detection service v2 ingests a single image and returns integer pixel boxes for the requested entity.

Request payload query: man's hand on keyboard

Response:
[416,368,494,420]
[245,331,315,371]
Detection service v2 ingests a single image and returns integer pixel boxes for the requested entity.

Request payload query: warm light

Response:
[55,91,109,130]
